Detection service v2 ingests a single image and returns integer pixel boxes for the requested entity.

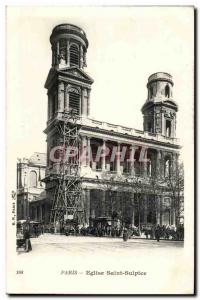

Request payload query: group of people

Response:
[80,225,123,237]
[68,223,184,241]
[34,222,184,242]
[143,224,184,241]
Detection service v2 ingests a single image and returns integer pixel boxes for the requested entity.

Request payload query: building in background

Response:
[16,152,48,223]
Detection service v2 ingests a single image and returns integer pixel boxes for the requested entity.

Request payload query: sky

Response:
[6,6,194,192]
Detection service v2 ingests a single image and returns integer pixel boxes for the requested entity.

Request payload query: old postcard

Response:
[6,6,195,295]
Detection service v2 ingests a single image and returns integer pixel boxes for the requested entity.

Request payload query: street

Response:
[15,233,185,295]
[18,233,184,256]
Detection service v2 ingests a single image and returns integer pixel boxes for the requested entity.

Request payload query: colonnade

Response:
[81,136,178,178]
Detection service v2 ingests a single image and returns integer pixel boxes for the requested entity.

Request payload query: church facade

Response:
[17,24,183,230]
[42,24,182,230]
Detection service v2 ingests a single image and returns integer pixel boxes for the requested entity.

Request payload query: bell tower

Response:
[45,24,93,120]
[141,72,178,138]
[50,24,88,70]
[44,24,94,227]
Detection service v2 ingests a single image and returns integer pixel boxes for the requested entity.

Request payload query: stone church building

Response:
[17,24,183,229]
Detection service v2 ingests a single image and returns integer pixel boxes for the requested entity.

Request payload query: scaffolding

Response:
[50,109,82,231]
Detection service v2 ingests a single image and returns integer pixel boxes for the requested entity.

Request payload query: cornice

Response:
[80,125,181,150]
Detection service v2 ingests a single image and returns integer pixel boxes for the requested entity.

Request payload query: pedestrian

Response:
[145,229,149,239]
[24,229,32,252]
[155,225,161,242]
[111,228,115,238]
[123,228,128,242]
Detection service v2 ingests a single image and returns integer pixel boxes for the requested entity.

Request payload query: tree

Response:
[164,161,184,226]
[100,172,123,221]
[147,165,163,225]
[128,176,147,233]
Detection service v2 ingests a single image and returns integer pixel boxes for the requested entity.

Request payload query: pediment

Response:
[58,67,94,84]
[44,67,94,89]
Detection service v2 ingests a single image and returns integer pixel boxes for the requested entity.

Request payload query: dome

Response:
[147,72,173,87]
[50,23,88,48]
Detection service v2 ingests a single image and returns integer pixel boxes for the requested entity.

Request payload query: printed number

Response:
[16,270,23,274]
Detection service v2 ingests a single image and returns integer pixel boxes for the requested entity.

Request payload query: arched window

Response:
[165,85,170,98]
[68,88,80,115]
[166,119,172,137]
[69,44,79,67]
[30,171,37,188]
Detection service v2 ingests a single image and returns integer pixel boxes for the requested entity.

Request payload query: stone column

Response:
[156,196,160,225]
[56,41,60,65]
[131,193,135,226]
[16,164,19,188]
[160,196,163,226]
[66,41,70,66]
[101,140,106,171]
[162,110,165,136]
[132,209,135,226]
[81,136,87,167]
[81,189,86,225]
[130,145,136,176]
[19,164,22,188]
[170,193,176,226]
[160,150,165,177]
[101,190,106,217]
[87,137,91,167]
[35,204,38,221]
[58,82,64,112]
[142,147,148,177]
[23,170,27,188]
[156,149,162,177]
[81,88,88,116]
[83,51,87,68]
[116,143,121,174]
[80,45,84,69]
[40,205,43,222]
[64,85,69,111]
[87,90,91,116]
[81,88,84,116]
[26,194,30,220]
[171,208,176,226]
[172,152,177,175]
[172,115,176,138]
[85,189,90,226]
[143,162,147,177]
[143,194,148,224]
[49,95,53,119]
